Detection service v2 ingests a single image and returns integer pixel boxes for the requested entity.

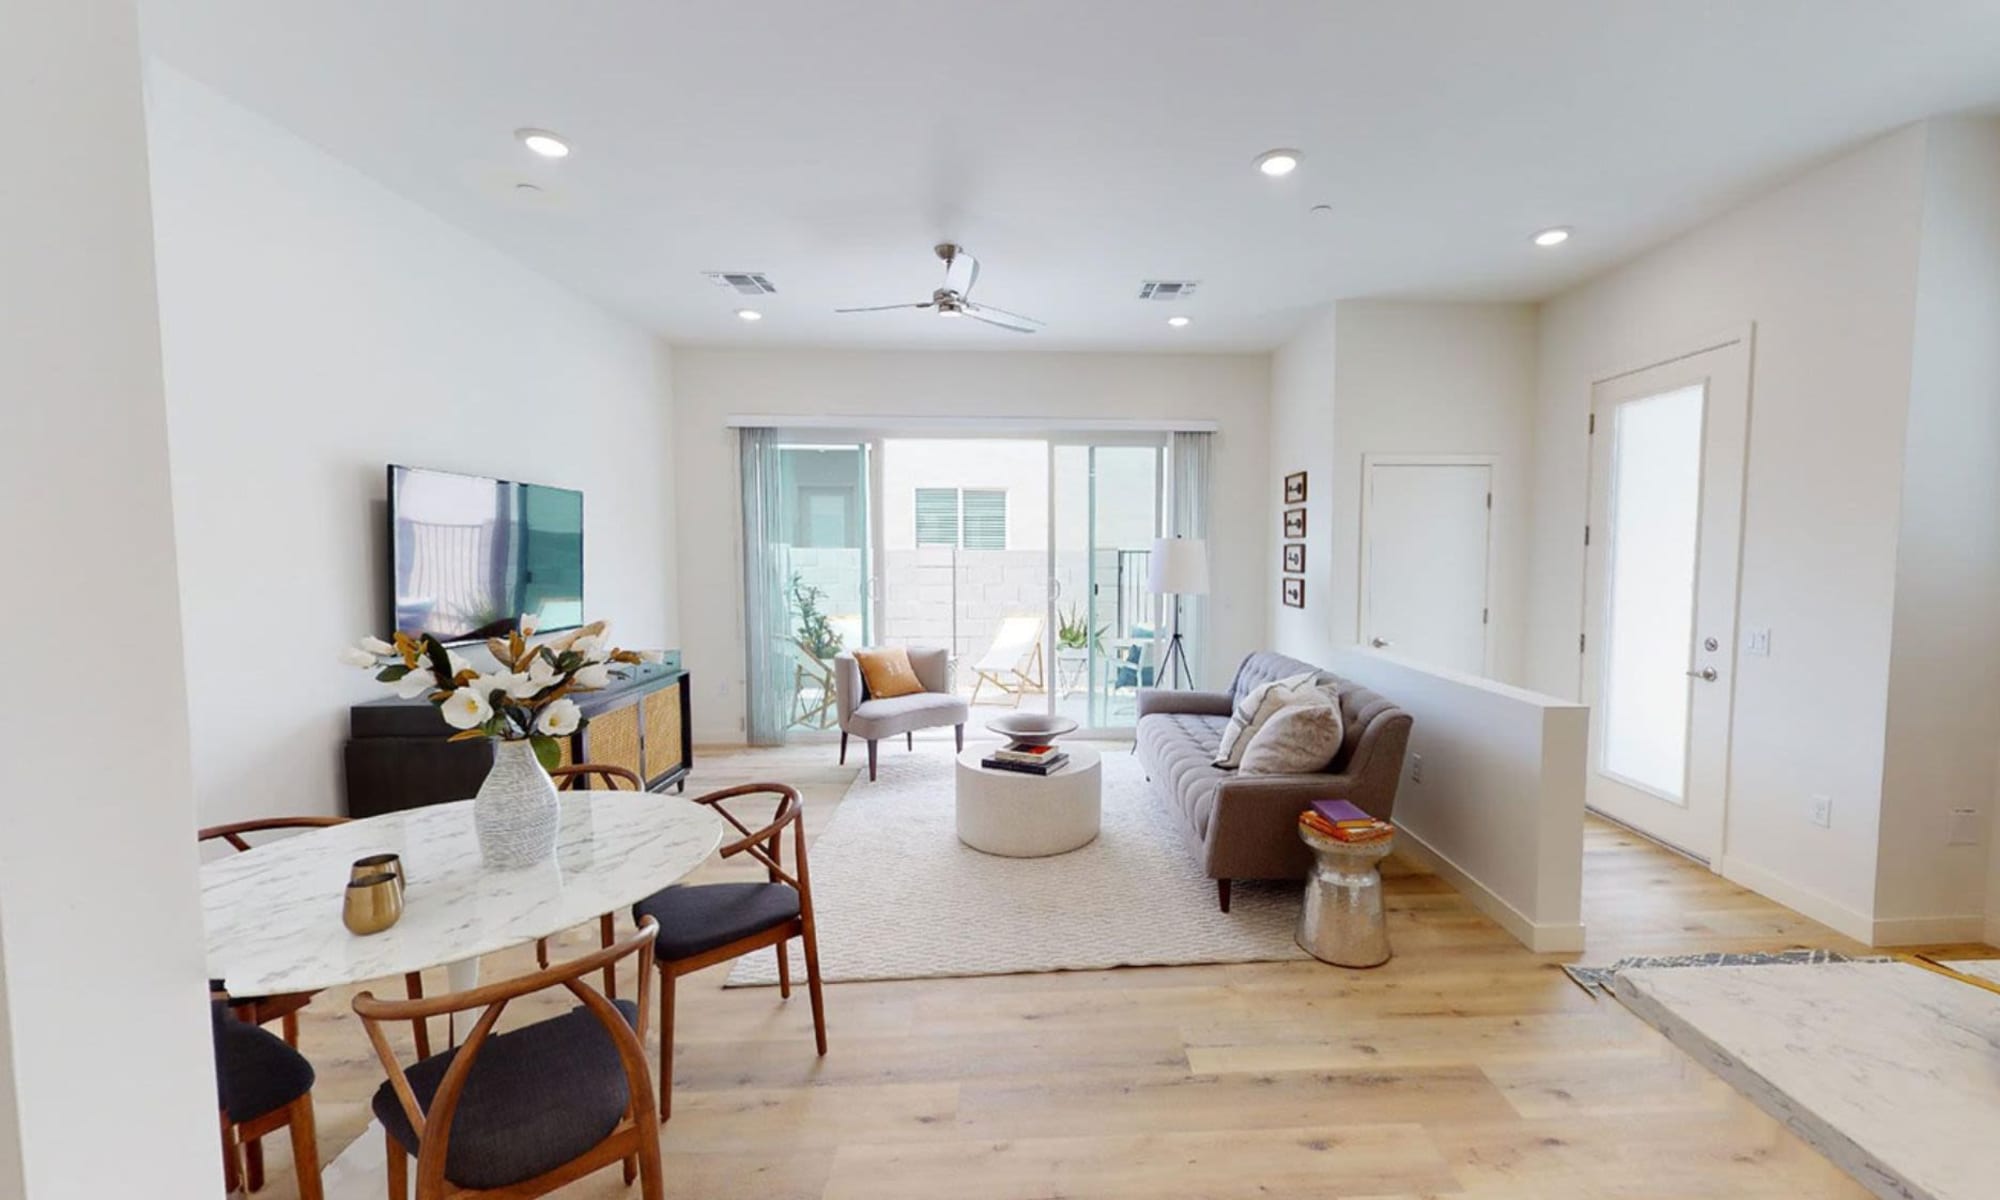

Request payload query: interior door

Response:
[1360,460,1492,675]
[1581,337,1750,863]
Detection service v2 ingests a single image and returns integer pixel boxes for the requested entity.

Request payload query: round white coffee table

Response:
[955,745,1102,857]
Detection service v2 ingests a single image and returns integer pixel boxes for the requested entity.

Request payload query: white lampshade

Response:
[1148,536,1210,596]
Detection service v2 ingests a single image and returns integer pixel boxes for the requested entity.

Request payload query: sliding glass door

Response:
[1051,441,1164,731]
[773,444,871,733]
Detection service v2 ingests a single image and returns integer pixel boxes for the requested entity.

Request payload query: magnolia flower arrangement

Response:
[342,618,654,770]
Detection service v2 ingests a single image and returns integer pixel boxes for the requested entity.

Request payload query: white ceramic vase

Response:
[475,739,561,868]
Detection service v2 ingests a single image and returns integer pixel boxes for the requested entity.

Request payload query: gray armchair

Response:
[834,647,969,781]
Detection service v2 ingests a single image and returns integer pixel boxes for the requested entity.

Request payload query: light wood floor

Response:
[255,738,1994,1199]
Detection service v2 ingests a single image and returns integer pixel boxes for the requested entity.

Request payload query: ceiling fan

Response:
[835,243,1045,333]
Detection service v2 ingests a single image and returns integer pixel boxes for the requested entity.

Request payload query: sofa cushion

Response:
[1239,703,1345,774]
[1214,671,1320,768]
[854,646,924,699]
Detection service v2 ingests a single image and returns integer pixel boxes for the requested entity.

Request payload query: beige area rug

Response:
[726,747,1307,986]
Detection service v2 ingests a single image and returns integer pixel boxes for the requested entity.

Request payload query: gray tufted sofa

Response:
[1136,651,1412,911]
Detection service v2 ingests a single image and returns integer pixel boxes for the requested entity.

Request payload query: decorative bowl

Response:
[986,713,1079,743]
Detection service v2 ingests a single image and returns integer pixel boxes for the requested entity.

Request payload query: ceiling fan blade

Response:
[963,307,1037,333]
[834,301,934,314]
[964,301,1044,328]
[952,251,981,299]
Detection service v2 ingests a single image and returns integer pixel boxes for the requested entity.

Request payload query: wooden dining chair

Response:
[353,919,664,1200]
[214,998,323,1200]
[201,815,430,1192]
[630,782,824,1120]
[534,763,647,997]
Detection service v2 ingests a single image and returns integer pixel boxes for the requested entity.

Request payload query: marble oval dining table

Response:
[201,793,724,998]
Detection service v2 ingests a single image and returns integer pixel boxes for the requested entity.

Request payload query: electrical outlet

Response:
[1808,794,1831,828]
[1947,809,1981,846]
[1744,628,1772,657]
[1410,754,1424,784]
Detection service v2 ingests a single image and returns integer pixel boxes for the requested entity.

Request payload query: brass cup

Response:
[343,872,404,936]
[351,853,405,896]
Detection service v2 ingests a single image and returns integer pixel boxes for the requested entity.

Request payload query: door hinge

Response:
[1583,525,1591,546]
[1485,492,1493,510]
[1579,632,1587,654]
[1588,413,1596,435]
[1482,607,1489,625]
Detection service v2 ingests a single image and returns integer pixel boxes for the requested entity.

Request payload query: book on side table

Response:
[982,741,1070,776]
[1300,798,1392,843]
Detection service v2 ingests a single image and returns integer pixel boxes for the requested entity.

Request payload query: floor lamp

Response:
[1149,536,1209,690]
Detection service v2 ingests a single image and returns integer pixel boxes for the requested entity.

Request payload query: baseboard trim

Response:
[1868,913,1990,947]
[1393,825,1585,954]
[1714,854,1874,943]
[1986,914,2000,950]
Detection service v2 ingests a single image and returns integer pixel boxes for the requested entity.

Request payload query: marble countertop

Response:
[202,793,722,996]
[1614,961,2000,1200]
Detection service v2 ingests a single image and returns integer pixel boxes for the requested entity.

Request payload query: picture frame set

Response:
[1281,471,1306,607]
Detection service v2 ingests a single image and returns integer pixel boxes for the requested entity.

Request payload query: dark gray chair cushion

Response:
[212,1001,315,1123]
[373,1000,639,1190]
[632,882,800,961]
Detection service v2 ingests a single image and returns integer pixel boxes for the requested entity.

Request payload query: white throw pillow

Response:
[1238,703,1346,775]
[1214,670,1321,768]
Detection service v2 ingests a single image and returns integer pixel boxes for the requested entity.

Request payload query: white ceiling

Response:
[139,1,2000,352]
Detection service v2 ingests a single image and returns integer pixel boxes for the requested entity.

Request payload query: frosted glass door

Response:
[1598,387,1704,799]
[1581,337,1751,865]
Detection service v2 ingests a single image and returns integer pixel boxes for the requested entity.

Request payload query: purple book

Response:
[1312,799,1371,825]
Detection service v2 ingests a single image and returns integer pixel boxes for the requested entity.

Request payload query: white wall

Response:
[143,65,680,824]
[1874,117,2000,941]
[671,348,1270,742]
[0,2,221,1193]
[1330,651,1588,953]
[1268,301,1538,684]
[1528,126,1930,936]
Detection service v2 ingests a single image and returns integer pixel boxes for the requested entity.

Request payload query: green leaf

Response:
[423,635,454,687]
[375,664,411,683]
[530,734,561,772]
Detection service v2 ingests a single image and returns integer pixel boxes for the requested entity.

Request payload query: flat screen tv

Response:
[387,464,584,644]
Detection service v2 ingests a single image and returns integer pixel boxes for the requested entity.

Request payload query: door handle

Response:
[1370,637,1392,649]
[1685,667,1717,682]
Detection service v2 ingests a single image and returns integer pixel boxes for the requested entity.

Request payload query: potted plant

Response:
[1055,603,1106,692]
[791,574,845,661]
[342,619,652,867]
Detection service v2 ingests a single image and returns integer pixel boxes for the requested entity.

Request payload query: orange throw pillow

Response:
[855,646,924,699]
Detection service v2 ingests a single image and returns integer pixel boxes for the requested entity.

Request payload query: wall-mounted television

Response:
[387,464,584,644]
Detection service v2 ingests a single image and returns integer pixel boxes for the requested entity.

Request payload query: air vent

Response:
[703,271,778,296]
[1138,280,1200,301]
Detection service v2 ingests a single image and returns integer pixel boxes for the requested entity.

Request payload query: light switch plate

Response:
[1808,794,1832,828]
[1410,754,1424,784]
[1745,628,1772,657]
[1947,809,1981,846]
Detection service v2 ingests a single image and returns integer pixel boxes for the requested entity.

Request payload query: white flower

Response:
[474,671,532,700]
[395,667,437,700]
[525,656,560,688]
[339,646,378,668]
[571,633,605,661]
[445,649,472,678]
[439,687,493,730]
[518,613,539,637]
[504,671,547,700]
[572,661,612,689]
[535,698,582,737]
[637,649,665,664]
[359,636,396,656]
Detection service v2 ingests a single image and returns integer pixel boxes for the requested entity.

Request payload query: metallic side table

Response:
[1295,824,1394,968]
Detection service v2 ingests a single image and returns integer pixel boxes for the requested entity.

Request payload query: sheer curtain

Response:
[739,428,792,745]
[1169,431,1213,686]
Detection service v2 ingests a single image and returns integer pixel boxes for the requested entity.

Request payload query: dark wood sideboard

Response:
[343,664,692,819]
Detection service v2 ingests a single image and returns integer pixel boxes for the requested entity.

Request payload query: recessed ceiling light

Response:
[1532,226,1572,247]
[1255,149,1302,177]
[515,128,570,159]
[1310,204,1333,216]
[1167,316,1192,328]
[514,182,542,193]
[735,309,763,322]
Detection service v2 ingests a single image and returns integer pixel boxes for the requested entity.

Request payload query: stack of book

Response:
[981,741,1070,776]
[1300,798,1393,843]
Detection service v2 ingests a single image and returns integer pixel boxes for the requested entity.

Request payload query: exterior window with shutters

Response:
[960,489,1007,549]
[915,487,960,546]
[914,487,1007,548]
